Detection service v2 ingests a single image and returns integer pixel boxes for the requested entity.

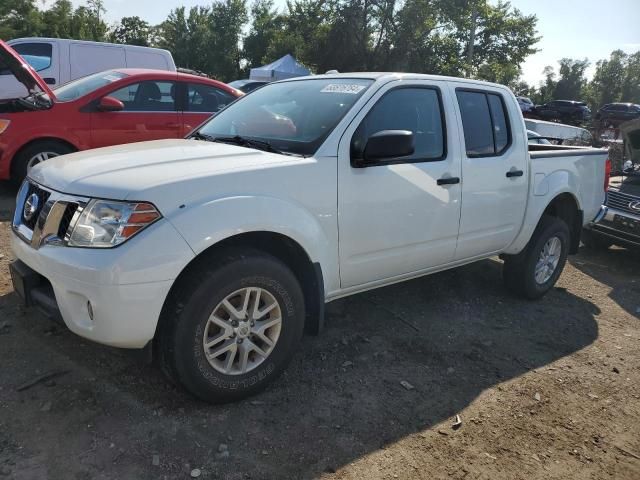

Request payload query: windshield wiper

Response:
[211,135,285,155]
[190,132,217,142]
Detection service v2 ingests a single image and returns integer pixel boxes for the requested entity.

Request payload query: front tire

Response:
[503,215,570,299]
[157,250,305,403]
[11,140,74,184]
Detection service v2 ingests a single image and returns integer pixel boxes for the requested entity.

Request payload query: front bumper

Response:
[10,219,195,348]
[588,205,640,248]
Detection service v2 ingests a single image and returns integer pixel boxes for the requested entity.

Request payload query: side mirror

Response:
[97,96,124,112]
[361,130,415,165]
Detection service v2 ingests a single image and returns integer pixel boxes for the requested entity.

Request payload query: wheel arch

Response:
[540,192,582,254]
[159,231,326,339]
[506,189,583,256]
[10,137,79,180]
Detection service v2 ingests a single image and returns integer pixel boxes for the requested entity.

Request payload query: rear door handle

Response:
[506,170,524,178]
[437,176,460,186]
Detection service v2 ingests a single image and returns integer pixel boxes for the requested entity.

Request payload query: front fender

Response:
[166,195,339,293]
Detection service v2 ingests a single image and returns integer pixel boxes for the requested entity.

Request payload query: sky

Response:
[62,0,640,86]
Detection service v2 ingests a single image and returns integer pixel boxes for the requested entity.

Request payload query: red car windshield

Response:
[54,71,128,102]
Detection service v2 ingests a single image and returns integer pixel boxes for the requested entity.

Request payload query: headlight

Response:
[68,200,161,248]
[0,119,10,134]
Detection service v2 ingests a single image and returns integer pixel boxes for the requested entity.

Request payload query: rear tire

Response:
[11,140,74,185]
[503,215,570,300]
[157,249,305,403]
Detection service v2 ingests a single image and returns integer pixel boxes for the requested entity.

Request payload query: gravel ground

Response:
[0,181,638,480]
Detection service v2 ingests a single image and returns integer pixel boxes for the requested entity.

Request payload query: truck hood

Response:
[28,139,306,200]
[0,40,55,99]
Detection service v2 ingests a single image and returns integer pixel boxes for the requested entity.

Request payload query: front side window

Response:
[13,43,52,72]
[187,83,236,113]
[351,87,445,163]
[456,90,511,157]
[196,78,373,156]
[109,81,176,111]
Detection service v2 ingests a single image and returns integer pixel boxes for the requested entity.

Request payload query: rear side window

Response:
[12,43,53,72]
[456,90,511,157]
[187,83,236,113]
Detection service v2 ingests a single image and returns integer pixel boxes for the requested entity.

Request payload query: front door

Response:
[90,79,181,148]
[337,81,462,288]
[449,84,528,260]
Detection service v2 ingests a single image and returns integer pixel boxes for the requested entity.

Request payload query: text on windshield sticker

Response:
[321,84,366,94]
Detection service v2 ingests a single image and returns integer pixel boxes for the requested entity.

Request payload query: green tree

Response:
[621,51,640,103]
[110,16,151,46]
[243,0,284,68]
[208,0,248,79]
[553,58,589,100]
[0,0,41,39]
[588,50,627,107]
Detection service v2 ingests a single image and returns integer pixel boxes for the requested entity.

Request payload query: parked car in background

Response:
[533,100,591,124]
[525,119,593,146]
[0,37,176,100]
[584,119,640,249]
[228,79,269,93]
[0,41,242,183]
[9,71,608,402]
[594,103,640,126]
[517,96,535,114]
[527,130,552,145]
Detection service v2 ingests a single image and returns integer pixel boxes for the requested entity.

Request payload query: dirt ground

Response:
[0,181,638,480]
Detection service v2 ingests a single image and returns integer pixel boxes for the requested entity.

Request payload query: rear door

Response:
[90,78,180,148]
[337,80,462,288]
[181,82,238,135]
[449,84,528,260]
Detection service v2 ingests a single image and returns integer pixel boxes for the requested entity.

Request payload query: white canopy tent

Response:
[249,54,310,82]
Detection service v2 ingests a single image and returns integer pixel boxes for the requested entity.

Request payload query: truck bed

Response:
[528,144,608,157]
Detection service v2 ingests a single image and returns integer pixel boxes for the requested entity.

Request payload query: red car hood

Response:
[0,39,55,99]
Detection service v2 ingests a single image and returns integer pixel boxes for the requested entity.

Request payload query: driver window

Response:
[108,81,176,112]
[351,87,445,164]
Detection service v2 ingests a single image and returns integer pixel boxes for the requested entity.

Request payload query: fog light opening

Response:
[87,301,94,321]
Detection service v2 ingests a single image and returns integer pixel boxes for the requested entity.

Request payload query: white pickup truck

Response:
[10,73,609,402]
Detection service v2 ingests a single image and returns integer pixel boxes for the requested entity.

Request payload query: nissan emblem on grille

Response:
[630,200,640,212]
[23,193,40,222]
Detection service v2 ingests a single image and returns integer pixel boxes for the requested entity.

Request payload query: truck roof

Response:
[278,72,512,91]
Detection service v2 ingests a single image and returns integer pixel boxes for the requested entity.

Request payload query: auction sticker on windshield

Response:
[321,84,366,94]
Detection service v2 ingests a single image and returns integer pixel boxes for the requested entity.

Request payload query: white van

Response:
[0,38,176,99]
[525,118,593,146]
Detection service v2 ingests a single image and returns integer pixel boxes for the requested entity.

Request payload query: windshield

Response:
[53,71,128,102]
[196,78,374,156]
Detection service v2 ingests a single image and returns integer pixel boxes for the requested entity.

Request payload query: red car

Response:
[0,40,243,183]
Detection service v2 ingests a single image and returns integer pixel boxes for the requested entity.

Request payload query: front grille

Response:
[13,180,88,249]
[57,203,78,239]
[606,190,640,216]
[22,182,51,230]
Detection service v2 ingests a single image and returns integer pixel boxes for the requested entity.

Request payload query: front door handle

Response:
[506,169,524,178]
[437,176,460,186]
[43,77,56,85]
